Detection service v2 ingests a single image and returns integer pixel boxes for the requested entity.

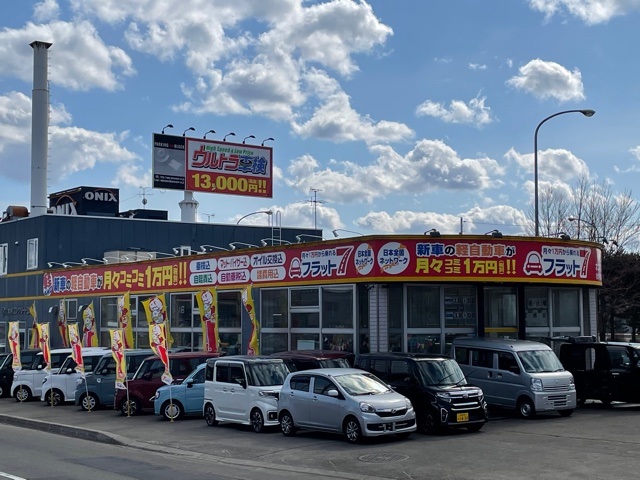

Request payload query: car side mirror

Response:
[142,372,152,381]
[236,378,247,389]
[186,379,194,388]
[327,389,340,397]
[37,364,44,370]
[100,368,109,375]
[66,367,74,374]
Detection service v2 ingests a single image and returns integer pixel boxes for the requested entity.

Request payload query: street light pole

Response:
[534,109,595,237]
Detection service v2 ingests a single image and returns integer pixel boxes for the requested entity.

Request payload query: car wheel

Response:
[204,404,218,426]
[44,389,63,407]
[517,397,536,419]
[418,410,439,435]
[558,409,574,417]
[14,386,32,402]
[344,416,363,444]
[467,423,484,432]
[162,401,183,421]
[279,411,297,437]
[0,385,4,397]
[251,408,265,433]
[121,397,140,416]
[80,393,99,411]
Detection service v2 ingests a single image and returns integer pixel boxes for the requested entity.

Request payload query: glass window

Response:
[99,297,119,347]
[444,287,476,327]
[455,346,470,365]
[291,312,319,328]
[525,288,549,327]
[261,333,288,355]
[26,238,38,270]
[0,243,7,275]
[229,365,246,385]
[313,376,336,395]
[216,364,229,382]
[553,289,580,328]
[322,333,353,352]
[67,299,77,320]
[407,286,440,328]
[472,349,493,368]
[219,332,241,356]
[290,375,311,392]
[218,291,242,328]
[171,293,193,328]
[249,362,289,386]
[292,333,320,350]
[407,334,440,353]
[261,289,288,327]
[291,288,319,307]
[517,350,564,373]
[322,286,354,328]
[370,359,388,377]
[388,284,403,329]
[498,352,519,373]
[485,287,517,328]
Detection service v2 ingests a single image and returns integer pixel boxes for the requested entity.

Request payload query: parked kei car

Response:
[270,350,354,371]
[278,368,416,443]
[203,356,290,432]
[355,353,487,434]
[75,349,153,410]
[153,363,206,420]
[115,352,220,415]
[557,337,640,405]
[0,349,40,398]
[40,348,110,405]
[11,348,73,401]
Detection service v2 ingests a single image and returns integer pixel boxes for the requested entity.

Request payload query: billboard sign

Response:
[152,134,186,190]
[185,138,273,198]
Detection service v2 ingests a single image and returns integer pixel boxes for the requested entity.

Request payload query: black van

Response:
[557,338,640,405]
[270,350,354,371]
[0,349,40,397]
[354,353,488,434]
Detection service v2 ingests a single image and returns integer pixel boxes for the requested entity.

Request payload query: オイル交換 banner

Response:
[43,237,602,297]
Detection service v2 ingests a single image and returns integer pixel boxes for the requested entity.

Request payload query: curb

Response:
[0,414,391,480]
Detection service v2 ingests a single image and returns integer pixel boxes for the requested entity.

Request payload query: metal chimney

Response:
[30,40,52,217]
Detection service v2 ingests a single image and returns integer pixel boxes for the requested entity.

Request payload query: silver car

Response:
[278,368,416,443]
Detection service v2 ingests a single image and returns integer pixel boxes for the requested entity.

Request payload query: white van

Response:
[203,356,290,432]
[40,348,109,406]
[451,337,576,418]
[11,348,72,401]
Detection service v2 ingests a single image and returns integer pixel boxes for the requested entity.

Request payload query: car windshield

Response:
[415,359,466,386]
[133,359,163,379]
[59,355,102,374]
[248,362,290,386]
[318,358,351,368]
[0,354,9,369]
[334,372,390,396]
[517,350,564,373]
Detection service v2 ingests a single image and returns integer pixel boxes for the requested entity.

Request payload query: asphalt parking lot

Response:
[0,398,639,480]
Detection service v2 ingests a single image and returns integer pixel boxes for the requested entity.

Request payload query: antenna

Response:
[308,188,325,230]
[139,187,153,208]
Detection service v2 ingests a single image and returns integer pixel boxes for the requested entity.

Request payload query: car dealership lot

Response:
[0,399,638,480]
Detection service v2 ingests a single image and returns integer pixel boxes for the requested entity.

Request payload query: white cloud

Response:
[630,146,640,160]
[112,163,151,189]
[285,140,505,204]
[528,0,640,25]
[291,91,414,143]
[506,59,585,102]
[505,147,590,181]
[469,63,487,70]
[416,94,494,128]
[34,0,60,21]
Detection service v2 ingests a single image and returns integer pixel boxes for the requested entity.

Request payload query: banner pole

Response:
[49,369,54,407]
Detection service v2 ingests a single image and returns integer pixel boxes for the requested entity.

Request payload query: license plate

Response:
[457,412,469,422]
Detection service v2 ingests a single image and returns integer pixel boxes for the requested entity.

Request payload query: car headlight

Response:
[569,376,576,391]
[436,392,452,402]
[154,391,160,400]
[359,402,376,413]
[405,398,413,410]
[531,378,543,392]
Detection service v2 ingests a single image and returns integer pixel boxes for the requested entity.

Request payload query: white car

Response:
[40,348,109,406]
[11,348,72,402]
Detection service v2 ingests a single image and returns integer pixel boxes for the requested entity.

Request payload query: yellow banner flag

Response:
[58,299,68,348]
[8,321,22,372]
[37,323,51,372]
[110,329,127,389]
[29,302,39,349]
[82,302,98,347]
[68,323,85,377]
[149,323,172,385]
[142,294,173,347]
[117,292,134,349]
[196,288,220,353]
[242,285,260,355]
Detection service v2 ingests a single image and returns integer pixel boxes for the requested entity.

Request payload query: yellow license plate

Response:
[457,413,469,422]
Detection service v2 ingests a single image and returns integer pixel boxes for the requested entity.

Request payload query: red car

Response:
[115,352,220,415]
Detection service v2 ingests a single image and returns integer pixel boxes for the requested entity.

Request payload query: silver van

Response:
[451,337,576,418]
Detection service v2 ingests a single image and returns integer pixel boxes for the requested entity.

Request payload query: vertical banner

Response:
[242,285,260,355]
[82,302,98,347]
[29,301,39,349]
[196,288,220,353]
[149,323,173,385]
[110,329,127,390]
[58,299,68,348]
[8,321,22,372]
[37,323,51,371]
[69,323,85,377]
[117,292,134,349]
[142,294,173,347]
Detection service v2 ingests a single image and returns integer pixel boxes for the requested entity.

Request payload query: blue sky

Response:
[1,0,639,238]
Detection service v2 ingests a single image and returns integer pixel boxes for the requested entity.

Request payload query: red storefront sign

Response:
[42,237,602,297]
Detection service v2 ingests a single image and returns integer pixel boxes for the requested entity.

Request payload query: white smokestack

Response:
[30,40,52,217]
[179,191,198,222]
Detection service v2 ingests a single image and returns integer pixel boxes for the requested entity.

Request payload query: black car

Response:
[354,353,488,434]
[0,349,40,397]
[557,338,640,405]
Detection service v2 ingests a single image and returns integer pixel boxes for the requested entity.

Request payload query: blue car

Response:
[153,363,206,420]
